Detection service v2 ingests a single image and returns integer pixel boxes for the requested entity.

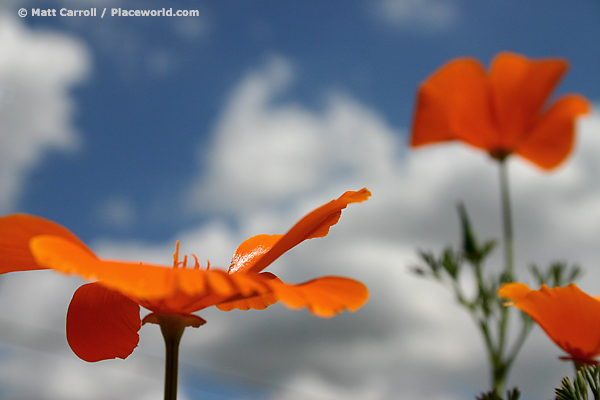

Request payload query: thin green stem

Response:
[499,159,514,280]
[159,316,186,400]
[141,313,206,400]
[492,158,515,396]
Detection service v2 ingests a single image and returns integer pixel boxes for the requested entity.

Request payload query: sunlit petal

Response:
[229,234,282,274]
[268,276,369,318]
[231,188,371,274]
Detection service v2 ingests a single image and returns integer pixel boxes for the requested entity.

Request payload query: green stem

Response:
[142,313,206,400]
[491,158,515,396]
[141,313,206,400]
[159,316,186,400]
[499,159,514,280]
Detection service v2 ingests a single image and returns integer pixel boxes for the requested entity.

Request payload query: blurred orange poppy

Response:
[499,283,600,364]
[411,52,590,169]
[23,189,370,362]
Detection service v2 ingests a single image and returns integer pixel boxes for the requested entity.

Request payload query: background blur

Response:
[0,1,599,399]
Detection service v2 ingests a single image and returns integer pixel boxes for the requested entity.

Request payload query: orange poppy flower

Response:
[20,189,370,362]
[499,282,600,364]
[411,52,590,169]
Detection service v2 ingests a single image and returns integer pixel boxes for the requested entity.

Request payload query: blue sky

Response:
[1,1,600,399]
[13,0,600,243]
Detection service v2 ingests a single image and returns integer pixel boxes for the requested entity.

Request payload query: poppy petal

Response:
[0,214,93,274]
[517,94,590,169]
[67,282,141,362]
[490,52,568,148]
[137,268,254,314]
[230,189,371,274]
[411,58,495,150]
[229,234,283,274]
[498,282,531,301]
[269,276,369,318]
[499,283,600,361]
[216,272,280,312]
[30,235,176,299]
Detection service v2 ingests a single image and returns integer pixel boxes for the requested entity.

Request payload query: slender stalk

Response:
[158,316,187,400]
[491,158,515,396]
[498,158,514,280]
[140,313,205,400]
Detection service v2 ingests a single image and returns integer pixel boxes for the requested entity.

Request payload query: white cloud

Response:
[0,13,90,212]
[2,53,598,400]
[373,0,459,33]
[187,55,399,217]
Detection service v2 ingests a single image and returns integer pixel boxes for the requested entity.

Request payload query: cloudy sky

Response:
[0,0,599,399]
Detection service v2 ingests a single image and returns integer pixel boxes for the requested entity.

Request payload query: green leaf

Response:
[531,262,582,288]
[476,388,520,400]
[555,365,600,400]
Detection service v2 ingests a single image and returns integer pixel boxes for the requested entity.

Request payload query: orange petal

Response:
[230,189,371,274]
[517,94,590,169]
[411,58,495,150]
[143,268,244,314]
[268,276,369,318]
[498,282,531,301]
[141,271,278,314]
[229,234,283,274]
[216,272,280,312]
[490,52,568,149]
[0,214,93,274]
[67,282,141,362]
[30,235,176,300]
[499,283,600,361]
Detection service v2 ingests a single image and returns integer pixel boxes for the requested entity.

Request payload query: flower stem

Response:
[142,313,206,400]
[159,316,186,400]
[490,158,515,396]
[499,159,514,280]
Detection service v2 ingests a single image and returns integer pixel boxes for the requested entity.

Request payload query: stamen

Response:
[182,255,188,268]
[206,260,211,271]
[192,254,199,269]
[173,241,180,269]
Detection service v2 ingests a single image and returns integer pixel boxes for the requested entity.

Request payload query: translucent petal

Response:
[268,276,369,318]
[232,188,371,274]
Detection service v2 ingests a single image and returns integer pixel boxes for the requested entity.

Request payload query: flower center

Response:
[172,241,209,270]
